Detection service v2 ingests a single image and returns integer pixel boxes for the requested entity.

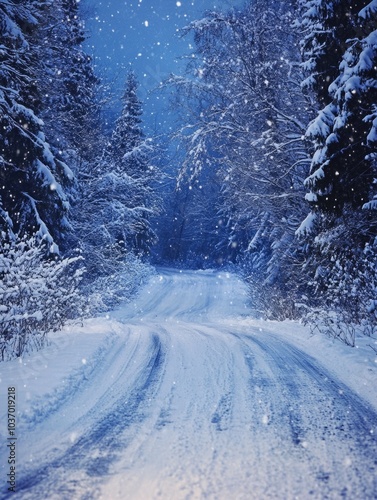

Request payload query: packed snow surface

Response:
[0,269,376,499]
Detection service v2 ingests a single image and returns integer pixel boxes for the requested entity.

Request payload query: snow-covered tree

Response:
[0,0,74,251]
[103,71,158,254]
[33,0,100,165]
[74,71,159,280]
[165,1,311,316]
[297,0,355,103]
[297,0,377,218]
[296,0,377,341]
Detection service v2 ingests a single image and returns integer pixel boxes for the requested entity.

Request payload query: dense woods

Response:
[1,0,376,359]
[159,0,377,344]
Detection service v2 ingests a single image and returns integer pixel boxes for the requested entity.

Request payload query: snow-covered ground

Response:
[0,269,376,499]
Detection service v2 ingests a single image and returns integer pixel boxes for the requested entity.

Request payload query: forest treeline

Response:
[0,0,376,359]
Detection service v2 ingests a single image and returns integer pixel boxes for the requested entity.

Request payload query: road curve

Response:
[8,269,377,499]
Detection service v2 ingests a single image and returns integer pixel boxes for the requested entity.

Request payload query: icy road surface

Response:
[2,269,377,499]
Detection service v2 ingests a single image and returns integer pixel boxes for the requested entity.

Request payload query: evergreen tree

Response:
[297,0,362,104]
[33,0,101,165]
[0,0,73,251]
[298,0,377,217]
[104,71,158,254]
[74,71,159,280]
[296,0,377,341]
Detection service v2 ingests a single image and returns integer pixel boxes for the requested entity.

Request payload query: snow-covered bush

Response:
[0,235,84,360]
[241,258,302,321]
[297,220,377,346]
[82,253,154,315]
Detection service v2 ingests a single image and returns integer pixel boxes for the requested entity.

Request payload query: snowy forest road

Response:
[10,270,377,499]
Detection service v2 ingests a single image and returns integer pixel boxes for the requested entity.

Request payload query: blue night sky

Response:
[82,0,243,133]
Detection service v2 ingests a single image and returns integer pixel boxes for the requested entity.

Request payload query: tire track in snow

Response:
[137,324,239,499]
[232,330,377,498]
[211,392,233,431]
[11,334,166,500]
[13,329,141,471]
[250,333,377,442]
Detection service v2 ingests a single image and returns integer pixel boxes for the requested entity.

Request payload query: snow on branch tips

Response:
[359,1,377,19]
[295,212,317,236]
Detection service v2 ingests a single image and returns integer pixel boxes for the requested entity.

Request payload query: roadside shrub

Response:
[82,252,154,314]
[297,236,377,347]
[0,235,84,360]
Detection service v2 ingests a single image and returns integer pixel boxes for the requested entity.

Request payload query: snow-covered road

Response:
[1,269,377,499]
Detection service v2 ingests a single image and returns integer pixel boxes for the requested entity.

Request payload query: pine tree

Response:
[297,0,372,102]
[73,71,159,281]
[33,0,100,165]
[104,71,157,254]
[296,0,377,341]
[0,0,73,251]
[298,0,377,217]
[304,25,377,216]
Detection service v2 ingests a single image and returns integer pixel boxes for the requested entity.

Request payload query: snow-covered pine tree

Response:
[298,0,377,217]
[0,0,73,251]
[73,71,159,281]
[33,0,101,166]
[104,71,158,255]
[296,0,377,341]
[297,0,358,104]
